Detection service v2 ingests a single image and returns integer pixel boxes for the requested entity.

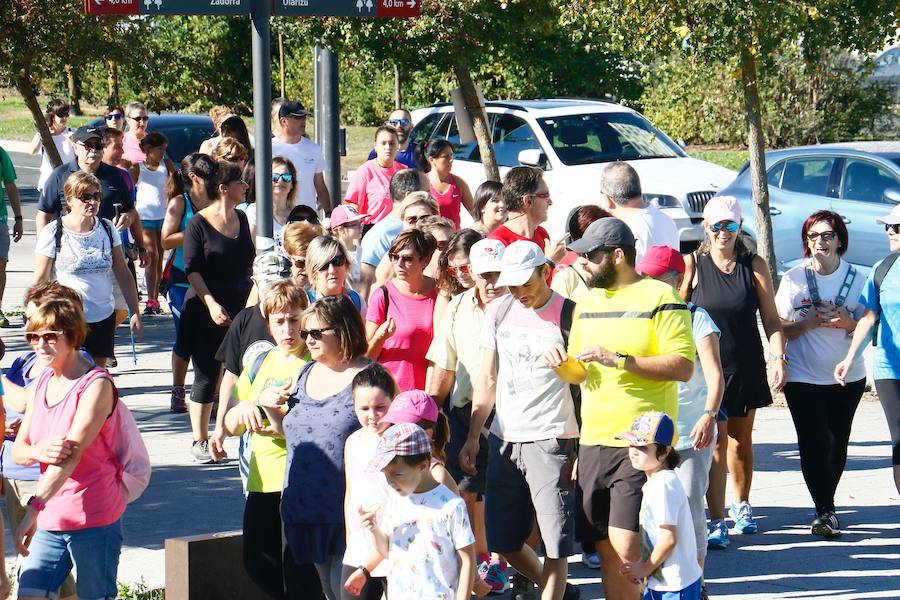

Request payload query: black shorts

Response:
[577,445,646,541]
[444,404,488,496]
[722,368,772,418]
[84,312,116,360]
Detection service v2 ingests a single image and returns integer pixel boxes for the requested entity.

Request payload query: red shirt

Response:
[488,224,550,252]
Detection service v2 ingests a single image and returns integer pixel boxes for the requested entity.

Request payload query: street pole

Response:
[251,0,273,245]
[314,45,321,144]
[320,46,340,212]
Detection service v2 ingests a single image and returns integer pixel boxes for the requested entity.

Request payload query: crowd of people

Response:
[0,96,896,600]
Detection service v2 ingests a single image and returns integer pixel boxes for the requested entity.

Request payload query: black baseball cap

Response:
[567,217,636,254]
[278,101,311,120]
[287,205,320,225]
[71,126,103,145]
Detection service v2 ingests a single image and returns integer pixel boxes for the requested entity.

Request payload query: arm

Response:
[432,463,460,496]
[365,318,394,359]
[426,365,456,407]
[358,264,376,305]
[459,348,497,475]
[835,309,877,385]
[1,376,28,413]
[112,244,143,341]
[314,172,332,214]
[6,182,23,242]
[209,370,239,460]
[432,292,450,335]
[188,272,233,326]
[455,544,476,600]
[35,210,53,233]
[752,255,787,389]
[575,345,693,382]
[690,333,725,450]
[28,132,42,155]
[680,253,695,301]
[31,255,54,289]
[161,196,186,250]
[457,177,475,218]
[621,525,677,584]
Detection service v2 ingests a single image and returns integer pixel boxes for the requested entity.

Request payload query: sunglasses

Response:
[129,115,149,122]
[319,255,347,271]
[25,331,64,345]
[80,141,103,152]
[106,112,123,120]
[806,230,837,242]
[76,192,102,204]
[404,215,424,225]
[580,246,613,261]
[389,253,417,264]
[289,256,306,269]
[886,224,900,235]
[447,264,472,278]
[711,221,740,233]
[389,118,411,126]
[272,173,294,183]
[226,179,249,186]
[436,240,449,252]
[55,111,70,119]
[299,327,335,341]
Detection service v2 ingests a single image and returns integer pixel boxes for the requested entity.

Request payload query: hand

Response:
[257,381,292,409]
[343,568,367,596]
[34,436,73,465]
[459,438,480,476]
[800,304,825,332]
[834,357,852,386]
[358,506,378,531]
[472,577,492,597]
[771,358,787,391]
[130,313,144,342]
[823,305,856,333]
[138,250,150,269]
[576,345,617,368]
[12,219,23,243]
[620,560,652,584]
[375,317,396,342]
[547,236,567,263]
[542,344,569,369]
[14,507,37,556]
[5,418,22,439]
[690,414,716,450]
[208,302,232,326]
[209,426,228,462]
[113,211,132,231]
[234,401,266,433]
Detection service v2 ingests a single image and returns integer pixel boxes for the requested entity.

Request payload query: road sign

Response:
[273,0,420,18]
[85,0,248,16]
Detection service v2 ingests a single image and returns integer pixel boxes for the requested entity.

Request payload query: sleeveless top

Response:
[29,367,125,531]
[135,161,168,221]
[431,175,463,229]
[171,192,196,287]
[37,129,75,192]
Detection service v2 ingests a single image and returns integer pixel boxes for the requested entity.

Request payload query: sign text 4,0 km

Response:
[85,0,419,17]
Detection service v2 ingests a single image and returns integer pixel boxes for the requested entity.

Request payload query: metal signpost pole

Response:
[250,0,273,244]
[320,47,340,212]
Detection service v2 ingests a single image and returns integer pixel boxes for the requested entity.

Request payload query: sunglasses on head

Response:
[886,224,900,235]
[25,331,64,345]
[806,230,837,242]
[129,115,149,122]
[272,173,294,183]
[106,112,123,120]
[76,192,102,204]
[55,111,70,119]
[319,255,347,271]
[299,327,335,341]
[711,221,740,233]
[447,264,472,278]
[389,118,411,126]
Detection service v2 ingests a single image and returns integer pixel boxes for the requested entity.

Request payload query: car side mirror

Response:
[518,149,547,169]
[884,187,900,204]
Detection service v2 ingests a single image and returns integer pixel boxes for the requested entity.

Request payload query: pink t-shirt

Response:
[367,280,437,391]
[122,133,146,165]
[344,160,409,225]
[430,175,463,229]
[29,368,125,531]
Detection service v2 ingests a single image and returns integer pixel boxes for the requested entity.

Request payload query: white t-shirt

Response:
[675,304,720,451]
[271,136,326,210]
[775,259,866,385]
[135,162,169,220]
[245,209,285,249]
[37,130,75,192]
[381,483,474,599]
[35,218,121,323]
[342,429,390,576]
[623,205,679,262]
[639,470,703,592]
[480,293,580,442]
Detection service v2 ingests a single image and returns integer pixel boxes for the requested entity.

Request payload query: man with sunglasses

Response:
[367,109,418,168]
[36,126,134,234]
[271,100,331,213]
[552,217,694,600]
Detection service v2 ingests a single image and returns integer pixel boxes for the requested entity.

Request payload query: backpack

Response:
[37,367,151,504]
[54,215,115,255]
[873,252,900,346]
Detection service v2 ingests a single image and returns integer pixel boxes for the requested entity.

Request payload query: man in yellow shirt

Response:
[545,217,694,600]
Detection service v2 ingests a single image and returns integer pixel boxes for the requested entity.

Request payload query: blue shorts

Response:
[643,578,702,600]
[168,284,189,357]
[18,519,123,600]
[141,219,164,231]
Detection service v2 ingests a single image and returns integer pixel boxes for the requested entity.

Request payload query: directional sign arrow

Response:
[407,0,416,6]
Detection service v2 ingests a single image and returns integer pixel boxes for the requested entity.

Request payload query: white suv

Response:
[411,99,736,250]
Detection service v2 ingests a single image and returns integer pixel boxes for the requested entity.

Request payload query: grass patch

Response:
[118,580,164,600]
[687,147,748,171]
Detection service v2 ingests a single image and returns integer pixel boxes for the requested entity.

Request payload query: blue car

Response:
[87,113,214,164]
[717,142,900,273]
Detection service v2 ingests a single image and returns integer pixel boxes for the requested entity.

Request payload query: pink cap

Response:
[703,196,742,224]
[330,204,368,228]
[382,390,439,425]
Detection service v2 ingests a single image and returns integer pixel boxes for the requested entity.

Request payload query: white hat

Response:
[703,196,742,224]
[876,204,900,226]
[495,240,547,287]
[469,239,505,275]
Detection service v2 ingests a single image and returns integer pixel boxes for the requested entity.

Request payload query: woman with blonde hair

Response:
[213,137,249,172]
[306,235,365,315]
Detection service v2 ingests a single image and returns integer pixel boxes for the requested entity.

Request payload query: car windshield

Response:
[154,125,215,163]
[537,112,685,166]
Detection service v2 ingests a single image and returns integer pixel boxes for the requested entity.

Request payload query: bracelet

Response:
[702,409,718,419]
[13,215,22,221]
[27,496,46,512]
[357,566,371,580]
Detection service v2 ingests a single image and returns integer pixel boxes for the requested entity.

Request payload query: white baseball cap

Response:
[876,204,900,226]
[469,239,505,275]
[495,240,547,287]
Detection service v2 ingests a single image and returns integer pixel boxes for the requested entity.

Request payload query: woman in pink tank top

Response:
[13,297,125,600]
[419,139,475,229]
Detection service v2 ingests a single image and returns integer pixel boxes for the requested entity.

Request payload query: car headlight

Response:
[643,194,680,208]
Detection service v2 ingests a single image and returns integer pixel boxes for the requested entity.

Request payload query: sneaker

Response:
[811,511,841,537]
[191,439,214,464]
[481,559,510,594]
[700,584,710,600]
[511,573,537,600]
[170,387,187,413]
[143,299,162,316]
[729,501,759,534]
[707,519,730,549]
[581,552,601,569]
[0,312,9,328]
[562,583,581,600]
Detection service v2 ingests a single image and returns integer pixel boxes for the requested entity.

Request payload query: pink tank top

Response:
[29,368,125,531]
[430,175,463,229]
[122,133,146,165]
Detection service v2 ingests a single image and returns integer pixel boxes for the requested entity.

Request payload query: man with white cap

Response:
[426,238,508,590]
[547,217,694,600]
[271,100,331,212]
[461,240,581,600]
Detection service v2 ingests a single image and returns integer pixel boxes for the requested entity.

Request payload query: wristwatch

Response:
[27,496,46,512]
[357,566,371,580]
[615,351,630,370]
[703,409,718,419]
[772,353,789,364]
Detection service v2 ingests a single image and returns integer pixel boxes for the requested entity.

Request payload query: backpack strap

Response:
[560,297,576,349]
[54,218,115,256]
[247,349,269,385]
[568,265,587,287]
[380,285,390,318]
[873,252,900,345]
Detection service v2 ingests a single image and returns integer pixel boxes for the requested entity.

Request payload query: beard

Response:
[396,129,408,144]
[587,259,618,290]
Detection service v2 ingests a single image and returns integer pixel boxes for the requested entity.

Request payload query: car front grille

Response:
[686,191,716,214]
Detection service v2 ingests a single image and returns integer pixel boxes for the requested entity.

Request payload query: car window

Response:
[537,112,682,166]
[410,112,446,146]
[154,125,214,164]
[780,157,835,196]
[445,116,478,161]
[840,159,900,203]
[491,114,540,167]
[767,161,785,187]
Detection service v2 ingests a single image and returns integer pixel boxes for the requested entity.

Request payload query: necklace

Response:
[713,253,736,273]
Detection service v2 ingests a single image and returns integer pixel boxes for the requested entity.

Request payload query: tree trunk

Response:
[394,63,401,109]
[16,67,62,167]
[452,59,500,182]
[278,31,286,98]
[65,63,82,116]
[740,47,776,280]
[107,59,120,107]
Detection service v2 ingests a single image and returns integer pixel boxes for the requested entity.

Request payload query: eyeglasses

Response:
[389,118,411,127]
[806,230,837,242]
[128,115,149,122]
[299,327,335,341]
[447,264,472,278]
[711,221,740,233]
[319,255,347,271]
[885,224,900,235]
[272,173,294,183]
[25,331,64,345]
[55,110,70,118]
[404,215,425,225]
[389,253,417,264]
[76,192,102,204]
[476,271,501,282]
[106,112,123,120]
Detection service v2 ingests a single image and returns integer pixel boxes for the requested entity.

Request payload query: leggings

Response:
[784,379,865,515]
[339,564,386,600]
[243,492,286,599]
[190,348,222,404]
[874,379,900,465]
